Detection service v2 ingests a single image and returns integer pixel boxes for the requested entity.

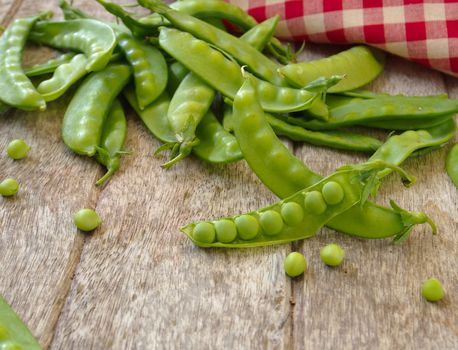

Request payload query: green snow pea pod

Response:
[95,99,127,186]
[29,19,117,72]
[139,0,285,86]
[279,46,385,92]
[223,107,381,153]
[292,95,458,130]
[37,53,88,102]
[116,31,168,109]
[267,114,382,153]
[124,87,242,164]
[359,114,454,130]
[161,16,284,167]
[0,12,52,111]
[239,16,279,51]
[162,72,215,168]
[167,62,189,94]
[181,159,417,247]
[193,111,242,164]
[158,28,318,113]
[231,77,322,199]
[123,86,175,143]
[24,52,76,77]
[63,64,131,156]
[446,143,458,188]
[94,0,160,37]
[0,295,43,350]
[230,77,435,242]
[139,0,290,62]
[370,119,456,179]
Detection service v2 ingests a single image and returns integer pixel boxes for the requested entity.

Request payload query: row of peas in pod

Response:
[0,0,456,250]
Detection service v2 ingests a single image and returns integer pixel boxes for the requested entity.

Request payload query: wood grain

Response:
[0,0,456,349]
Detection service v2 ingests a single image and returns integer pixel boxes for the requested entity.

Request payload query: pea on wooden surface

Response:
[73,209,102,232]
[421,278,445,302]
[6,139,30,160]
[284,252,307,278]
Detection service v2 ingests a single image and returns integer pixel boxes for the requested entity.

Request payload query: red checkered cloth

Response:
[228,0,458,77]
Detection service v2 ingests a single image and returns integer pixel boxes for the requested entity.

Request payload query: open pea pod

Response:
[181,160,422,248]
[24,52,76,77]
[0,295,42,350]
[279,46,385,92]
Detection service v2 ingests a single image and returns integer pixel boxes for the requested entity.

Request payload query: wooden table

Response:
[1,1,457,349]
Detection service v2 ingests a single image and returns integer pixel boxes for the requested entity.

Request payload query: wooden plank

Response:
[0,0,102,348]
[0,0,21,26]
[293,51,458,349]
[51,109,293,349]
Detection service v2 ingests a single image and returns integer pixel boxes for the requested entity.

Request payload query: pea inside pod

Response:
[182,160,421,248]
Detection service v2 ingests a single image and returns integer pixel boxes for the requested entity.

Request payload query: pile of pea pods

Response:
[1,0,457,248]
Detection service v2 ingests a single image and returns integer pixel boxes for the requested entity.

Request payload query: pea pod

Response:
[63,64,131,156]
[370,119,456,178]
[158,27,318,113]
[446,143,458,188]
[279,46,385,92]
[116,31,168,109]
[162,72,216,168]
[24,52,76,77]
[181,160,421,248]
[0,12,52,111]
[291,95,458,130]
[238,16,279,51]
[193,111,242,164]
[37,53,88,102]
[231,77,322,198]
[139,0,290,62]
[95,99,127,186]
[0,295,42,350]
[139,0,285,86]
[29,19,117,72]
[229,77,435,241]
[359,114,454,130]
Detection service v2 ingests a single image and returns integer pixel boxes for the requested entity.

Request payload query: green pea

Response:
[6,139,30,160]
[192,222,215,243]
[73,208,101,232]
[0,178,19,197]
[421,278,444,302]
[284,252,307,277]
[320,243,345,266]
[259,210,283,236]
[235,214,259,240]
[280,202,304,226]
[214,219,237,243]
[304,191,327,215]
[321,181,344,205]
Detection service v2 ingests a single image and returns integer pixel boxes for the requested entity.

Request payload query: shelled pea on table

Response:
[0,0,457,348]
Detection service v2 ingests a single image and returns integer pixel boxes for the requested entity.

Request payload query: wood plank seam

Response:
[1,0,24,27]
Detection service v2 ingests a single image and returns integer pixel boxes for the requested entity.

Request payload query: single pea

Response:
[259,210,283,236]
[320,243,345,266]
[304,191,327,215]
[235,214,259,240]
[6,139,30,160]
[0,178,19,197]
[281,202,304,226]
[421,278,445,302]
[214,219,237,243]
[322,181,344,205]
[73,208,102,232]
[284,252,307,277]
[192,222,215,243]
